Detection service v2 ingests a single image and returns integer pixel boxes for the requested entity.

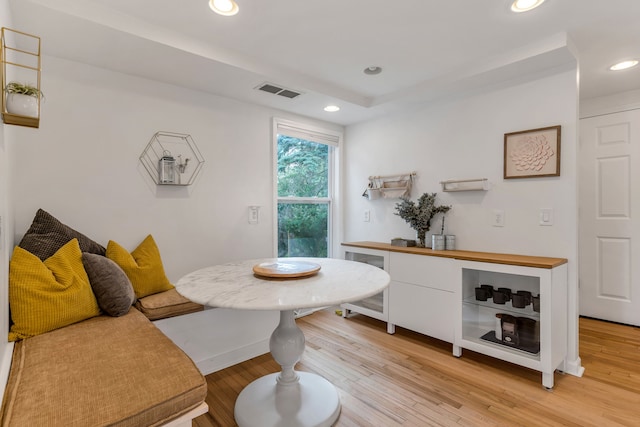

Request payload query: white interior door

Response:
[579,109,640,325]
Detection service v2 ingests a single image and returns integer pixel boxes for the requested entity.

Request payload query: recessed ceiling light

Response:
[364,66,382,75]
[209,0,239,16]
[324,105,340,112]
[609,60,639,71]
[511,0,545,13]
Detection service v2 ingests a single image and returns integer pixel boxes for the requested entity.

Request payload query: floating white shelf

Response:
[440,178,489,192]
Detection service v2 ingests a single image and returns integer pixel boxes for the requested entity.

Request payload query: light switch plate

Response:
[248,206,260,224]
[539,208,553,226]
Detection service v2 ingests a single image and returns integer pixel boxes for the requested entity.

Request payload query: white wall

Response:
[10,56,343,281]
[0,0,15,392]
[343,69,581,373]
[580,88,640,119]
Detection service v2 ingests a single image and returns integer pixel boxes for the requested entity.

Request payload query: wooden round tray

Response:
[253,260,321,278]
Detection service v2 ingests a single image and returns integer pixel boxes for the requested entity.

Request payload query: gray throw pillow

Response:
[19,209,106,261]
[82,253,136,317]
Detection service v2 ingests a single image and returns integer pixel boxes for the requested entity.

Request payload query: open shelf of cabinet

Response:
[455,260,567,389]
[341,247,392,332]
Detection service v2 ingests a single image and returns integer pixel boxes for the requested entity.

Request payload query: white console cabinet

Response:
[388,252,456,342]
[342,242,568,389]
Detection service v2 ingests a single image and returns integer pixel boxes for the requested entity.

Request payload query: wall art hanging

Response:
[504,125,561,179]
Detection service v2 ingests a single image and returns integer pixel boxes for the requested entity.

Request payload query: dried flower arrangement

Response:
[394,192,451,247]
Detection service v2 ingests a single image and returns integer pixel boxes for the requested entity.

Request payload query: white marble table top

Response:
[175,257,390,310]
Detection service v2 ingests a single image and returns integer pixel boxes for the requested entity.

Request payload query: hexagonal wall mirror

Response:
[140,131,205,186]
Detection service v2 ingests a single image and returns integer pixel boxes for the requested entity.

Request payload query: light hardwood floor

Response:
[194,309,640,426]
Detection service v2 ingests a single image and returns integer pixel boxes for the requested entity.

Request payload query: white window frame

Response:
[272,118,343,258]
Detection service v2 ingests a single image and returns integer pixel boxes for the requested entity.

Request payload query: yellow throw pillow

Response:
[9,239,101,341]
[106,235,174,299]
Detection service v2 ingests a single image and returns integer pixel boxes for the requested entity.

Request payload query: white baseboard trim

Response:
[194,338,270,376]
[562,357,585,378]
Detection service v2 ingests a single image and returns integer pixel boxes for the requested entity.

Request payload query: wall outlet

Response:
[493,209,505,227]
[363,209,370,222]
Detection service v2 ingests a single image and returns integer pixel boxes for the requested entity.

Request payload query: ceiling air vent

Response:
[256,83,302,99]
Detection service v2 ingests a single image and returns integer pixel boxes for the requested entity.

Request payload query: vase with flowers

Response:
[394,192,451,248]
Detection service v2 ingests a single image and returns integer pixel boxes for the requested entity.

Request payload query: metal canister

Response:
[445,235,456,250]
[432,234,445,250]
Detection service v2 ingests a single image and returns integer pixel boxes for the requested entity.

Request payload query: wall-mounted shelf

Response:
[363,172,416,199]
[1,28,42,128]
[140,131,205,186]
[440,178,489,192]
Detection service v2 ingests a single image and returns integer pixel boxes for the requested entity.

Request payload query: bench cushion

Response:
[135,289,204,321]
[1,308,207,427]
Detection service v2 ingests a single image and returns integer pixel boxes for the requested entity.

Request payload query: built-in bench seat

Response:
[0,307,208,427]
[0,209,277,426]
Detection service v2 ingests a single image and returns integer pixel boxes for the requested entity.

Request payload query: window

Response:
[274,119,341,258]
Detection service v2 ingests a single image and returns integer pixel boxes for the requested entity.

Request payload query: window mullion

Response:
[278,197,331,204]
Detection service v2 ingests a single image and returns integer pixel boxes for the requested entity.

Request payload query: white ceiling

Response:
[8,0,640,125]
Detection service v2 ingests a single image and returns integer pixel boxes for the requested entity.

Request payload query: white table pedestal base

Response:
[234,371,340,427]
[234,310,341,427]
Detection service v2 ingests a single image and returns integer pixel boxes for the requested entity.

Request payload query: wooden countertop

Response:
[342,241,567,269]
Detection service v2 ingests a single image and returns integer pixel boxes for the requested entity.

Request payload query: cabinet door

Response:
[342,248,389,322]
[390,252,456,292]
[389,281,454,343]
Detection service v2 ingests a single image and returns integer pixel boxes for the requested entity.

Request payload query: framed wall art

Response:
[504,125,561,179]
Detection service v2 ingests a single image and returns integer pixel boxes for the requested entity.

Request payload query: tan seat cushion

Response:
[1,308,207,427]
[135,288,204,321]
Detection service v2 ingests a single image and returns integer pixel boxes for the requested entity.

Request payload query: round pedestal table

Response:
[176,257,390,427]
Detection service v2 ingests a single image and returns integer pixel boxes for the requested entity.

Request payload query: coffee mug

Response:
[532,295,541,312]
[493,290,508,304]
[512,293,527,308]
[516,290,532,305]
[480,284,494,297]
[497,287,512,301]
[475,287,489,301]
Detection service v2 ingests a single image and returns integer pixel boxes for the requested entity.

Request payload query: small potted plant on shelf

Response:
[394,192,451,248]
[5,81,44,118]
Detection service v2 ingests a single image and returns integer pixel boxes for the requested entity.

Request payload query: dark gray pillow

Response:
[82,253,135,317]
[19,209,106,261]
